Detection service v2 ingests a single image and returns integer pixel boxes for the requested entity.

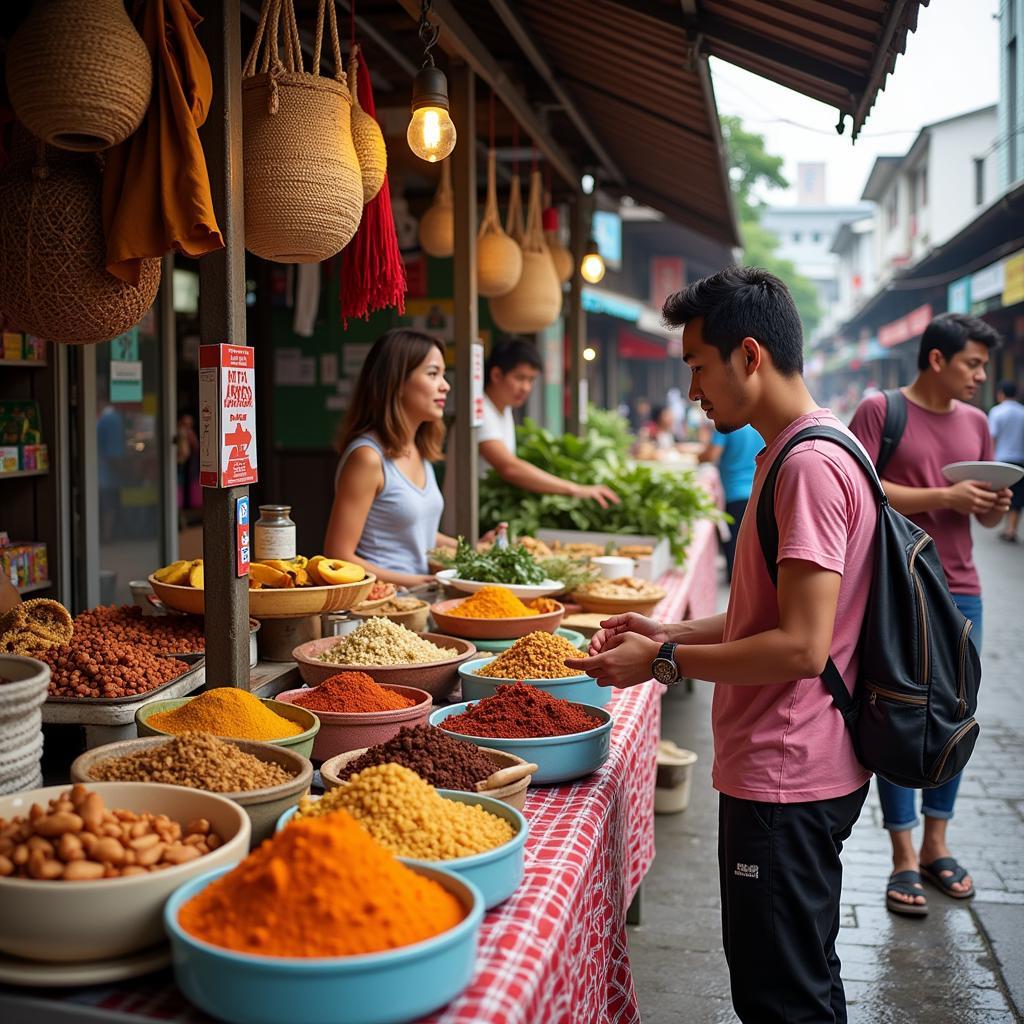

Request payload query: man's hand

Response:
[564,632,661,688]
[943,479,999,516]
[571,483,621,509]
[588,613,667,655]
[992,487,1013,514]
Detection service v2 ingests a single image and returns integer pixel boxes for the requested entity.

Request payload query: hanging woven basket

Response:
[0,143,160,344]
[348,44,387,205]
[242,0,363,262]
[477,149,522,298]
[543,204,574,283]
[418,158,454,258]
[6,0,152,153]
[489,170,562,334]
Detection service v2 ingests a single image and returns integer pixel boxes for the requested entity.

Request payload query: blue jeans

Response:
[876,593,983,831]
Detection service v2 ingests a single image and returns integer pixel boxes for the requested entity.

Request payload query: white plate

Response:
[434,569,565,599]
[941,461,1024,489]
[0,944,170,987]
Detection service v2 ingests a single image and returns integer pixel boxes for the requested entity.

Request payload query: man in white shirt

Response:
[479,340,619,506]
[989,380,1024,542]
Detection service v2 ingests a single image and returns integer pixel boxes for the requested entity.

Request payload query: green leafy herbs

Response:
[478,420,720,564]
[537,555,599,594]
[447,537,547,585]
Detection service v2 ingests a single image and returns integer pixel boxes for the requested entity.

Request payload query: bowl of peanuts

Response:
[0,782,250,963]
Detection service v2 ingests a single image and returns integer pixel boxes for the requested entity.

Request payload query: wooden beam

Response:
[486,0,622,185]
[851,0,914,138]
[451,64,479,543]
[196,0,250,689]
[394,0,579,188]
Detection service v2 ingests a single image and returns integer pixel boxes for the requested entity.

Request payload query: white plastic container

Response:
[654,740,698,814]
[590,555,635,579]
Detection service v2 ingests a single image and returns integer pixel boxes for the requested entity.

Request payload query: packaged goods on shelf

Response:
[0,539,48,589]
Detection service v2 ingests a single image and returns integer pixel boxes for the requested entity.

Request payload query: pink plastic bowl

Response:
[274,684,432,761]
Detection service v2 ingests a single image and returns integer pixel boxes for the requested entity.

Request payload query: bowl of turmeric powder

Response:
[164,812,483,1024]
[430,586,564,641]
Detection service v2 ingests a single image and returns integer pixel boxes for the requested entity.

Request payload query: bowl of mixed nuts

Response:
[0,781,250,963]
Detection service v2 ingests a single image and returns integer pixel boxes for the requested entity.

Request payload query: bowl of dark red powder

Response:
[429,683,612,785]
[275,673,432,761]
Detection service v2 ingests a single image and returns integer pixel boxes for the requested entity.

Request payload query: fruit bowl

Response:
[429,598,564,640]
[147,574,376,619]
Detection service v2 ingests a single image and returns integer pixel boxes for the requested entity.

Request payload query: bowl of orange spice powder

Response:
[430,585,564,641]
[165,810,483,1024]
[274,673,432,761]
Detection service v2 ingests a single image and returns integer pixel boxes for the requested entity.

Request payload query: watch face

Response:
[652,658,676,684]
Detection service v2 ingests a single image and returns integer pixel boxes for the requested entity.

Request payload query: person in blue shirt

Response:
[699,422,764,579]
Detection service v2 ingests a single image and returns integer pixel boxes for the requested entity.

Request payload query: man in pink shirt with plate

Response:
[567,267,877,1024]
[848,313,1009,917]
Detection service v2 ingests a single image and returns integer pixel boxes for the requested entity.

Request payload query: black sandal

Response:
[920,857,975,899]
[885,870,929,916]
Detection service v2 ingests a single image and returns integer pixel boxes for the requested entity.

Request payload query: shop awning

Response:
[618,330,668,361]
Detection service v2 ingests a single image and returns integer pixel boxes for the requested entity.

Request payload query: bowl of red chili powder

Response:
[429,682,612,785]
[276,673,432,761]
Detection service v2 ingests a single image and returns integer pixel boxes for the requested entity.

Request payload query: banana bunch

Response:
[153,555,365,590]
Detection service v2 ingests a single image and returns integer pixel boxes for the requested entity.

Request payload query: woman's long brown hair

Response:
[335,329,447,462]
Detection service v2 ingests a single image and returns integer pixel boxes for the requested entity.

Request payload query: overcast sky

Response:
[709,0,1001,207]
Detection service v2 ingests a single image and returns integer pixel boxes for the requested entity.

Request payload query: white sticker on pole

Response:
[579,379,589,424]
[471,342,485,427]
[199,344,258,488]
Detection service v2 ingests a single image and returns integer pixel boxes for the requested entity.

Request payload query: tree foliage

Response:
[720,115,822,338]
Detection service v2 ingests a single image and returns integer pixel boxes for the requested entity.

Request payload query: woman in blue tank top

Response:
[324,329,455,587]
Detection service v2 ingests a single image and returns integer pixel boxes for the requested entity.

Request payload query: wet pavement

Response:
[629,525,1024,1023]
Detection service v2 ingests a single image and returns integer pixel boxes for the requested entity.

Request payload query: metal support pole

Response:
[159,254,179,566]
[566,195,588,435]
[451,63,479,543]
[197,0,250,688]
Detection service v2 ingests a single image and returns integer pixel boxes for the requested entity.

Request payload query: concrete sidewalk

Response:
[629,525,1024,1023]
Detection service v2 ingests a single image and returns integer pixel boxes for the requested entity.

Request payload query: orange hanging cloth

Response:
[102,0,223,284]
[339,47,406,324]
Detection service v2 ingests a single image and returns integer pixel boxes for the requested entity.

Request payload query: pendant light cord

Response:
[417,0,439,67]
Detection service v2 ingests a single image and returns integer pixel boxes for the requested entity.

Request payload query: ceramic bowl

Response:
[291,634,477,701]
[276,792,527,911]
[135,696,320,759]
[350,600,431,633]
[457,656,610,708]
[69,737,313,849]
[471,627,585,654]
[319,744,533,811]
[274,685,432,761]
[428,598,564,641]
[165,863,483,1024]
[0,782,250,963]
[429,702,613,785]
[572,588,666,618]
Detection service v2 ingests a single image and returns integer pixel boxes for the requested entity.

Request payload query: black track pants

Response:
[718,782,869,1024]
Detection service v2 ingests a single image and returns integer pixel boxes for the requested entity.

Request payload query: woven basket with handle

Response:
[242,0,363,263]
[418,159,454,258]
[6,0,152,153]
[477,149,522,298]
[489,170,562,333]
[0,141,160,344]
[348,45,387,205]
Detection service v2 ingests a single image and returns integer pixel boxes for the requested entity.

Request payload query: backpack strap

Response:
[875,389,907,477]
[755,425,887,716]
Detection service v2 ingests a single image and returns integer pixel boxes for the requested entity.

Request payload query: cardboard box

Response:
[0,399,43,445]
[536,529,672,581]
[2,332,23,361]
[199,344,258,488]
[21,443,48,471]
[23,336,46,362]
[0,447,19,473]
[0,541,47,588]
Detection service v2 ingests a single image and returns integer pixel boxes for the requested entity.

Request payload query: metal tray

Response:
[44,658,204,705]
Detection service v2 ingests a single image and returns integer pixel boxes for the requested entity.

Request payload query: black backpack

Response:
[756,425,981,789]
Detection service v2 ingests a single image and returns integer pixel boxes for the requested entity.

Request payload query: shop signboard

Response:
[971,259,1005,314]
[947,276,971,315]
[878,303,933,348]
[109,328,143,403]
[199,344,258,488]
[649,256,685,309]
[1002,251,1024,308]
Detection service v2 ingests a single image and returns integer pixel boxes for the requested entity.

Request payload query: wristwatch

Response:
[651,641,681,686]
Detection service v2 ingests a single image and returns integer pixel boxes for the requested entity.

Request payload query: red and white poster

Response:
[471,342,485,427]
[199,344,258,488]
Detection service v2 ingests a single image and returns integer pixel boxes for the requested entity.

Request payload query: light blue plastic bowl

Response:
[471,627,586,654]
[165,864,483,1024]
[458,656,610,708]
[274,793,527,911]
[429,702,613,785]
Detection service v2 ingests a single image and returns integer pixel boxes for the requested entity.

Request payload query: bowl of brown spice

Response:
[70,734,313,848]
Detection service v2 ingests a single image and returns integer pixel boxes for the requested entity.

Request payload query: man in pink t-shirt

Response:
[848,313,1009,918]
[567,267,877,1024]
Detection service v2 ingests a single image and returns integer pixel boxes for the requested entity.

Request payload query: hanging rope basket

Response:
[242,0,363,262]
[6,0,152,153]
[489,170,562,333]
[348,44,387,205]
[418,158,454,258]
[504,172,525,246]
[0,143,160,344]
[477,149,522,297]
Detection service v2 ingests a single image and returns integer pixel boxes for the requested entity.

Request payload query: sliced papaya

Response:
[249,563,290,588]
[317,558,365,585]
[154,560,191,585]
[306,555,327,585]
[188,561,204,589]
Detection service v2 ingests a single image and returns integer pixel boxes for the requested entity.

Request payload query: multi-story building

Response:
[828,216,877,333]
[998,0,1024,190]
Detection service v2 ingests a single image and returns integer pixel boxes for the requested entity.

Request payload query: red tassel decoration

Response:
[340,48,406,324]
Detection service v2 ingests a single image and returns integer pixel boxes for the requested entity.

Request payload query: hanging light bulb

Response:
[408,1,456,162]
[580,237,606,284]
[583,346,598,362]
